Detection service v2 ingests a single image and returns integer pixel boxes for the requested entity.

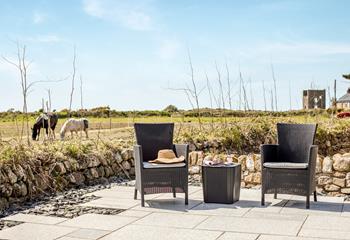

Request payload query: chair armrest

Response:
[133,145,144,171]
[307,145,318,170]
[261,144,279,165]
[174,144,189,165]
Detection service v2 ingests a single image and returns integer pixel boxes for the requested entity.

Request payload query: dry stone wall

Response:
[188,151,350,197]
[2,142,350,211]
[0,149,135,210]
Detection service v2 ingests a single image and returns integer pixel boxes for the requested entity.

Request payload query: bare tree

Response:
[225,61,232,110]
[205,72,215,128]
[80,74,84,110]
[262,79,267,111]
[242,79,250,111]
[271,63,278,111]
[239,67,242,110]
[2,42,32,144]
[327,86,331,108]
[288,80,292,110]
[249,77,254,110]
[47,88,52,112]
[239,71,249,111]
[168,49,203,128]
[187,49,202,127]
[334,79,337,113]
[270,89,274,111]
[215,62,226,122]
[68,46,77,115]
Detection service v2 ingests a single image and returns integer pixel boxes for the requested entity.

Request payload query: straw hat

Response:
[149,149,185,164]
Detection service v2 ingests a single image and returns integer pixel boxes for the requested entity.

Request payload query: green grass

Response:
[0,114,343,139]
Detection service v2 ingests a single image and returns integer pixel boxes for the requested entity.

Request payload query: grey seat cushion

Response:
[143,162,186,169]
[263,162,308,169]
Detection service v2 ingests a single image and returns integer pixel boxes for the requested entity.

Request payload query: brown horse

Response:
[32,113,58,140]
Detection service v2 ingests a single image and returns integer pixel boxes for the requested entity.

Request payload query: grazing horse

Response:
[60,118,89,140]
[32,113,58,140]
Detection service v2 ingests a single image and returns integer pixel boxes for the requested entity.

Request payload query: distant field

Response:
[0,113,338,141]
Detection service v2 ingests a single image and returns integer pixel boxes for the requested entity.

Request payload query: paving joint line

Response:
[296,213,309,237]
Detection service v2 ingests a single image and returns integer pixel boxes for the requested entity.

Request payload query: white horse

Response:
[60,118,89,140]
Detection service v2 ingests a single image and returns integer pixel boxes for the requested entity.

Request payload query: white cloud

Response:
[33,12,46,24]
[82,0,153,31]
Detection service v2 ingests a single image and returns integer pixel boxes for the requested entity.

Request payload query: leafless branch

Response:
[262,79,267,111]
[249,77,254,110]
[69,45,77,115]
[205,72,214,127]
[271,63,278,111]
[225,61,232,111]
[80,74,84,110]
[187,48,202,127]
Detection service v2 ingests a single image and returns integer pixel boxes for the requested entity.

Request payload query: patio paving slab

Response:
[281,200,343,216]
[1,186,350,240]
[133,212,208,229]
[217,232,259,240]
[303,215,350,231]
[243,211,307,221]
[57,237,89,240]
[258,235,322,240]
[235,199,287,213]
[299,228,350,240]
[342,202,350,217]
[80,197,140,209]
[131,197,202,213]
[3,213,67,225]
[86,188,162,200]
[117,209,151,218]
[0,223,77,240]
[188,202,250,216]
[65,228,110,239]
[99,224,222,240]
[196,215,303,236]
[59,213,137,231]
[188,186,202,194]
[291,195,344,203]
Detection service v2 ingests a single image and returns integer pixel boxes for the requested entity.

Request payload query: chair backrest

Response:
[134,123,174,162]
[277,123,317,163]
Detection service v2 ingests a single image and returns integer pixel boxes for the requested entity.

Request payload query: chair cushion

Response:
[143,162,186,169]
[263,162,308,169]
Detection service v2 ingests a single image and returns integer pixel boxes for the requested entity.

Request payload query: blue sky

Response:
[0,0,350,111]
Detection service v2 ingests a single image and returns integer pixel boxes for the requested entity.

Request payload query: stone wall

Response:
[188,151,350,197]
[2,145,350,211]
[0,149,135,211]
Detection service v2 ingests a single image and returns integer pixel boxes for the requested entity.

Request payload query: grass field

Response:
[0,113,343,141]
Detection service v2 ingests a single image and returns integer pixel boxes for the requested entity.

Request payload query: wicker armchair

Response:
[133,123,189,207]
[261,123,318,209]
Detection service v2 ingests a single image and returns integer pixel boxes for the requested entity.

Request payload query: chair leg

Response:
[261,188,265,206]
[274,189,277,199]
[306,195,310,209]
[141,188,145,207]
[185,188,188,205]
[314,191,317,202]
[172,187,176,198]
[134,188,137,200]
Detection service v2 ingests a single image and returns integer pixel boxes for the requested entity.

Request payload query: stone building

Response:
[303,89,326,109]
[337,88,350,109]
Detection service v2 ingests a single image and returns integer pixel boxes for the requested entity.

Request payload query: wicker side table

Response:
[201,163,241,204]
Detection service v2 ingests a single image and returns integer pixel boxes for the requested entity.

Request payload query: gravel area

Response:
[0,178,129,230]
[0,220,23,231]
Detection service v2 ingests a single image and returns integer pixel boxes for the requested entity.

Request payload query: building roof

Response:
[338,88,350,103]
